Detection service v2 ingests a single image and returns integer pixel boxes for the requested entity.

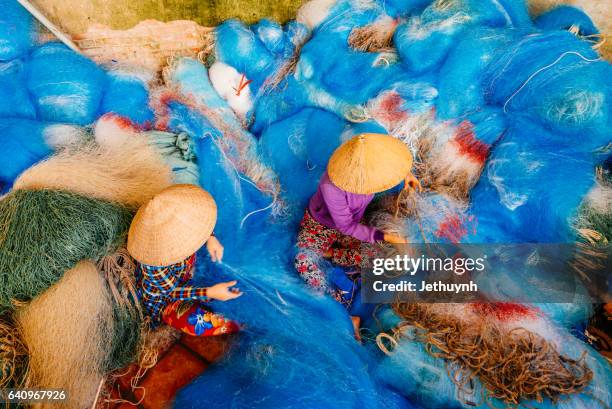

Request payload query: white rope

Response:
[207,132,277,228]
[503,51,601,113]
[16,0,81,53]
[275,289,289,306]
[90,377,105,409]
[240,201,276,228]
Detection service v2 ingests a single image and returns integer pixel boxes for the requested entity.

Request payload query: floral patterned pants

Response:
[161,300,240,337]
[294,211,378,293]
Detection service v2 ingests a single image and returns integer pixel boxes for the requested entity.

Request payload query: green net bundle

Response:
[0,189,133,311]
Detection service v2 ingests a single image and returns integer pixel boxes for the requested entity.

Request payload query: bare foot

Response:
[351,316,362,343]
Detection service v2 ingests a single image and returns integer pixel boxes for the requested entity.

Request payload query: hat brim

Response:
[127,184,217,266]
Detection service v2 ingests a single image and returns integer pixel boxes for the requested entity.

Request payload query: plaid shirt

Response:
[136,254,209,322]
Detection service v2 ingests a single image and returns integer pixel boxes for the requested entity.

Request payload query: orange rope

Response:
[233,74,252,97]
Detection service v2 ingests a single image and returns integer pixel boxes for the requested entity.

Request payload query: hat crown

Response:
[327,133,413,194]
[142,195,176,225]
[127,184,217,266]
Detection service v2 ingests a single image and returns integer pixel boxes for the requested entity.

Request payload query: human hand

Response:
[206,236,224,262]
[383,232,408,244]
[207,281,242,301]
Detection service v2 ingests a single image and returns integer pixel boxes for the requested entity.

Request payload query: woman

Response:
[295,133,420,339]
[127,184,242,336]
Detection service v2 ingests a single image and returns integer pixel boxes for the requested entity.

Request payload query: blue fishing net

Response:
[535,5,599,37]
[482,31,611,144]
[468,117,601,244]
[376,0,433,18]
[258,107,345,211]
[435,28,518,120]
[253,19,288,57]
[176,199,417,409]
[170,0,611,405]
[100,71,154,127]
[0,0,35,61]
[26,42,106,125]
[250,77,308,136]
[0,0,609,406]
[0,59,36,118]
[216,19,276,90]
[0,118,55,183]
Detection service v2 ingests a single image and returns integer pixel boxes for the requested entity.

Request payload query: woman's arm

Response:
[206,235,224,262]
[142,260,241,302]
[169,281,243,302]
[141,265,210,301]
[168,286,209,301]
[320,184,383,243]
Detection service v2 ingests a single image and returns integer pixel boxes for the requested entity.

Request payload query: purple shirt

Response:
[308,172,384,243]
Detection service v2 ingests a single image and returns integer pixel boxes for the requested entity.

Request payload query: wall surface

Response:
[30,0,305,34]
[29,0,611,60]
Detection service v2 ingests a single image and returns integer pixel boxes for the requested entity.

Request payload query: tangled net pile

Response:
[0,190,132,310]
[390,303,593,405]
[0,315,28,390]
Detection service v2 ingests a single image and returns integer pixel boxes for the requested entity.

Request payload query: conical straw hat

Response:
[327,133,413,194]
[127,184,217,266]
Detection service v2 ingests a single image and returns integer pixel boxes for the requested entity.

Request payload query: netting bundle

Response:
[0,59,36,118]
[0,118,83,184]
[16,261,120,409]
[0,189,132,310]
[253,19,288,57]
[91,111,201,187]
[467,117,599,244]
[26,42,107,125]
[0,0,35,61]
[482,31,611,145]
[534,5,599,36]
[376,303,610,409]
[295,11,402,118]
[434,27,517,120]
[394,0,534,77]
[258,107,345,211]
[301,28,398,103]
[215,19,276,90]
[100,69,155,128]
[14,124,173,209]
[11,255,142,409]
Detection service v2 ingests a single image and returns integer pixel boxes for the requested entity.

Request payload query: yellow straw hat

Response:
[127,184,217,266]
[327,133,413,194]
